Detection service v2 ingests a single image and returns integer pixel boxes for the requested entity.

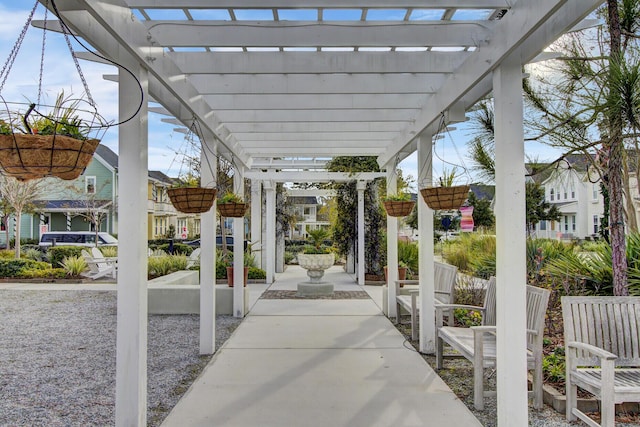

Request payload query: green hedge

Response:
[47,246,85,268]
[0,259,51,278]
[248,267,266,280]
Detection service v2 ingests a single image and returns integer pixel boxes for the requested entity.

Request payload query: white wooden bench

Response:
[562,296,640,427]
[436,284,549,410]
[394,262,458,340]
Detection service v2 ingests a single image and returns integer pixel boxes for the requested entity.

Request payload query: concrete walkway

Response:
[161,265,481,427]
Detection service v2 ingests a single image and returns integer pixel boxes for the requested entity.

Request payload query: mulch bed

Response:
[260,290,370,300]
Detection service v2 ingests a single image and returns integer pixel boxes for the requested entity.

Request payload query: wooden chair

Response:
[562,296,640,427]
[436,284,549,410]
[394,261,458,340]
[186,248,201,268]
[81,248,117,280]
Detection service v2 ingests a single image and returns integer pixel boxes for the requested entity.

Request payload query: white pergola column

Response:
[264,180,276,284]
[199,138,217,355]
[233,169,246,317]
[250,179,263,269]
[115,64,148,427]
[386,168,398,318]
[417,134,436,354]
[493,57,528,426]
[356,180,366,285]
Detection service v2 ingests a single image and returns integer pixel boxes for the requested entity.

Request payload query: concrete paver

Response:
[161,265,482,427]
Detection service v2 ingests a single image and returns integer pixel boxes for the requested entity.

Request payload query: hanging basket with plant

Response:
[418,112,471,211]
[382,193,415,217]
[167,183,217,214]
[217,192,248,218]
[0,2,129,181]
[420,184,470,210]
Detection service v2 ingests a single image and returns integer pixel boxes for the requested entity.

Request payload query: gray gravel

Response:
[0,290,241,427]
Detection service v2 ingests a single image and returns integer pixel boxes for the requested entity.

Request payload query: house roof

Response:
[95,144,118,169]
[148,170,175,184]
[289,196,318,205]
[34,200,113,212]
[469,184,495,201]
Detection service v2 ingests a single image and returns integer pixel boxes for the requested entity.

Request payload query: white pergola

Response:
[41,1,602,425]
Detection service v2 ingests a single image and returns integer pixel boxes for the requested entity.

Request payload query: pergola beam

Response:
[172,52,463,74]
[128,0,510,9]
[202,94,427,110]
[244,171,385,182]
[146,21,494,48]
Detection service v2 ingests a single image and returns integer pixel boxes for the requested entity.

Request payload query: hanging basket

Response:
[0,134,100,181]
[167,187,217,214]
[383,200,416,217]
[217,201,248,218]
[420,185,470,210]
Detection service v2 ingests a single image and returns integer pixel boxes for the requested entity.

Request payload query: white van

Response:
[39,231,118,248]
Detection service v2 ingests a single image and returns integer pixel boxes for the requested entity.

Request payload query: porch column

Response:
[417,133,436,354]
[66,213,71,231]
[233,169,246,317]
[199,138,217,355]
[356,180,366,285]
[250,179,263,269]
[115,64,148,426]
[493,57,527,426]
[386,168,399,318]
[264,180,276,284]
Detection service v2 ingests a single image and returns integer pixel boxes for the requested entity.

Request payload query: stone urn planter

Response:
[297,253,335,296]
[297,253,334,282]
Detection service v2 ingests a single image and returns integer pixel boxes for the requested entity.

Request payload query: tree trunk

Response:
[607,0,629,296]
[623,160,638,232]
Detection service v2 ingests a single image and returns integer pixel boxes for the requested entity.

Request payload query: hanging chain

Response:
[37,2,49,105]
[57,9,95,107]
[0,1,39,94]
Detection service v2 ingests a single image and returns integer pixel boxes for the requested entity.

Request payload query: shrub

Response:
[156,242,193,255]
[99,246,118,258]
[0,259,49,278]
[22,248,44,261]
[147,254,188,278]
[61,255,88,276]
[542,347,566,383]
[0,249,15,259]
[248,267,266,280]
[284,251,295,264]
[48,246,84,268]
[398,240,419,275]
[18,267,67,279]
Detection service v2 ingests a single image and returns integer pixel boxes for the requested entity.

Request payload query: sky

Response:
[0,2,566,187]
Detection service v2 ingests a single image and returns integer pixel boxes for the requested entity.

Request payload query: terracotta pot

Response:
[384,266,408,284]
[226,266,249,287]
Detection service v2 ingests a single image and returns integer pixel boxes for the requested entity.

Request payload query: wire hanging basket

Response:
[0,97,107,181]
[383,200,416,217]
[167,187,217,214]
[217,201,248,218]
[420,185,470,210]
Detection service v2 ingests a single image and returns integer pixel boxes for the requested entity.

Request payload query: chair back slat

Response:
[434,262,457,304]
[483,276,497,326]
[562,296,640,366]
[525,285,550,351]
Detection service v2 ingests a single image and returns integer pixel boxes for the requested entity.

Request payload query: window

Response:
[540,220,547,231]
[593,215,600,234]
[572,215,576,232]
[592,183,599,200]
[563,187,567,199]
[85,176,96,194]
[155,217,167,237]
[564,216,569,232]
[571,184,575,199]
[550,189,554,201]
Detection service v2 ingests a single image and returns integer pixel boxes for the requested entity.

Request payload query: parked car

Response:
[184,236,247,251]
[39,231,118,248]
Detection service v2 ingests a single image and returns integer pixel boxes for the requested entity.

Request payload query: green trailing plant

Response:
[219,192,244,204]
[171,173,200,188]
[383,192,412,202]
[61,255,88,276]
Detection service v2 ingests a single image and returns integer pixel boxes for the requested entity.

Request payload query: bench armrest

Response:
[566,341,618,361]
[435,303,485,313]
